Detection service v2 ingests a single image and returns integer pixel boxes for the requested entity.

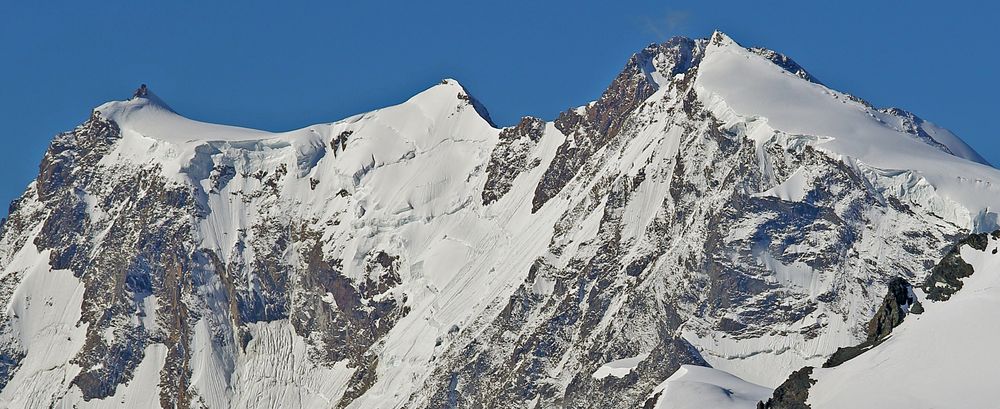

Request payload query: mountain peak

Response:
[126,83,175,112]
[693,30,999,221]
[709,30,738,47]
[94,86,269,144]
[132,83,148,98]
[423,78,496,127]
[3,29,1000,409]
[437,78,463,88]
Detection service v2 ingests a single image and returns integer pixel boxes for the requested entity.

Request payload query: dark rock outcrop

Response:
[761,367,815,409]
[763,230,997,407]
[748,48,821,84]
[923,232,990,301]
[0,33,990,409]
[133,83,148,98]
[482,117,545,205]
[531,37,703,212]
[823,277,915,368]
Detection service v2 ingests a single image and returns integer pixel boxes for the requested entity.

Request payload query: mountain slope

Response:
[806,232,1000,408]
[759,231,1000,409]
[0,31,997,408]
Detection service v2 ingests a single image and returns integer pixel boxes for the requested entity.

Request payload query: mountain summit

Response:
[0,31,997,408]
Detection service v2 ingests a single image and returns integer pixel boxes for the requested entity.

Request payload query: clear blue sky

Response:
[1,1,997,216]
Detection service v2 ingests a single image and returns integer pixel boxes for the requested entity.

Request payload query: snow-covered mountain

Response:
[0,31,997,408]
[758,231,1000,409]
[805,231,1000,408]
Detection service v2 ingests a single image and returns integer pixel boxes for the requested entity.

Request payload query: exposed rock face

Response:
[482,117,545,205]
[134,84,149,98]
[0,95,416,407]
[866,278,915,338]
[14,111,197,403]
[761,367,815,409]
[0,32,997,408]
[923,232,990,301]
[822,277,915,368]
[531,37,703,212]
[748,47,820,84]
[762,230,1000,407]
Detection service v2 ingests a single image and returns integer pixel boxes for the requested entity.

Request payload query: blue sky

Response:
[1,1,996,216]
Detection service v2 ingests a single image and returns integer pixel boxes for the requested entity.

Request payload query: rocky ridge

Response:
[0,31,997,408]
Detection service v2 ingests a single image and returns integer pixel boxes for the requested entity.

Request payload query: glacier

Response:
[0,31,997,408]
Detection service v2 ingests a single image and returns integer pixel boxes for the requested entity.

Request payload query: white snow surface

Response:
[646,365,772,409]
[754,167,810,202]
[807,234,1000,408]
[0,244,88,407]
[591,353,649,379]
[698,32,1000,231]
[97,92,273,143]
[1,32,998,409]
[2,79,524,409]
[177,79,523,409]
[873,109,990,166]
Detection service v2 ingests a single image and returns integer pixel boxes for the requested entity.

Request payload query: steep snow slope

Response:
[806,232,1000,408]
[873,107,990,166]
[0,79,524,408]
[0,31,997,409]
[697,33,999,230]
